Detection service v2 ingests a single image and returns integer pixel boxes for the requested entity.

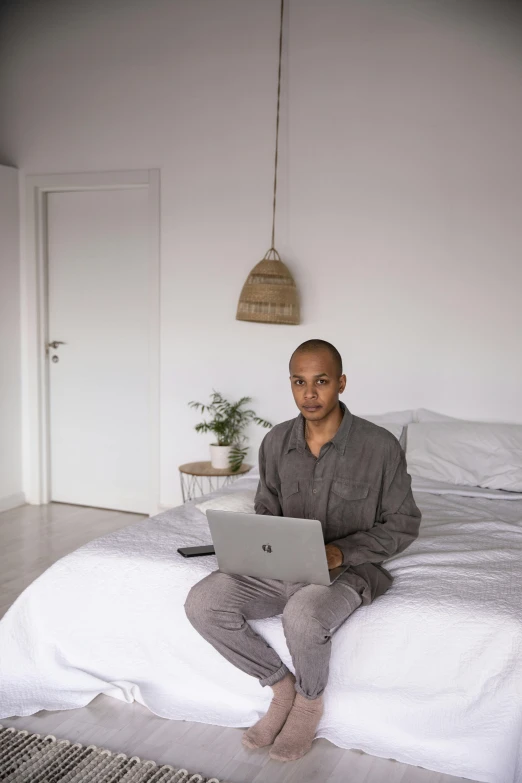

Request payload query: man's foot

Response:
[242,673,296,749]
[269,692,324,761]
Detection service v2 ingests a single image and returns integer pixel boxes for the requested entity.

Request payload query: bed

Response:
[1,469,522,783]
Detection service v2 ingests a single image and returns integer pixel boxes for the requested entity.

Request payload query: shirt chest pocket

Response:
[327,479,371,533]
[280,480,304,519]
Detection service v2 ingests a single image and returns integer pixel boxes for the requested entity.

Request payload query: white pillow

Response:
[194,490,256,515]
[414,409,458,422]
[360,409,415,426]
[406,422,522,492]
[245,464,260,479]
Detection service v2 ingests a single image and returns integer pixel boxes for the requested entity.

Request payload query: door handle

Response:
[47,341,66,350]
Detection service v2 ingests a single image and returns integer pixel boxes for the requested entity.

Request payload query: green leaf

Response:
[229,444,248,473]
[254,417,272,428]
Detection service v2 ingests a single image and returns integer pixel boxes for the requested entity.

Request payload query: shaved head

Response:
[289,340,346,423]
[289,339,343,378]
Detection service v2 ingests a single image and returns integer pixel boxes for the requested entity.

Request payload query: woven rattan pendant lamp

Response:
[236,0,300,325]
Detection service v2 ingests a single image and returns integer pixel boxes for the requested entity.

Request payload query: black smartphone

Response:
[177,545,215,557]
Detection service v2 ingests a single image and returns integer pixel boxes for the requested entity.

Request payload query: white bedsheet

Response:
[1,476,522,783]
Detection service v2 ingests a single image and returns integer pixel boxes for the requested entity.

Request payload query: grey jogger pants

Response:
[184,570,363,700]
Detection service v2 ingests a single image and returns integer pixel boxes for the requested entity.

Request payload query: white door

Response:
[47,186,157,514]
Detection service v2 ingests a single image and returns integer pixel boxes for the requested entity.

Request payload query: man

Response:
[185,339,422,762]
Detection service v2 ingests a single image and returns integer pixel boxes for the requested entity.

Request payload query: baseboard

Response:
[0,492,26,513]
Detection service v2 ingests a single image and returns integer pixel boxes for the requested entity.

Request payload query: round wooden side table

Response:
[178,461,253,502]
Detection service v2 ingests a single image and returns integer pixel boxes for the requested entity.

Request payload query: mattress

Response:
[0,473,521,783]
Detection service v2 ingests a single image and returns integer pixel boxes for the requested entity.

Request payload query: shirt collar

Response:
[286,401,353,455]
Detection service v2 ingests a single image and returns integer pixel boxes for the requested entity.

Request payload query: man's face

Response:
[289,349,346,422]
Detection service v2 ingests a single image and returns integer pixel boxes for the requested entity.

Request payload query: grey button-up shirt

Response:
[254,401,422,604]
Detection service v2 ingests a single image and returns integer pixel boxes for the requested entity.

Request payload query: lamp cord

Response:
[270,0,284,252]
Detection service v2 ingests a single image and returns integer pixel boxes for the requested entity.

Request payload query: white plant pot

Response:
[210,444,232,469]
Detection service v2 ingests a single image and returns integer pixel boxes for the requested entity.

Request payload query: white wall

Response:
[0,0,521,508]
[0,165,23,511]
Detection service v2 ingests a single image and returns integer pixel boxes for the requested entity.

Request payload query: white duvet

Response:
[1,473,522,783]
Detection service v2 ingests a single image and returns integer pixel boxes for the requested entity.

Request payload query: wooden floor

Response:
[0,502,477,783]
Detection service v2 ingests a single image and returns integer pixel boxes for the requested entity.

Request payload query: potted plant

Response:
[189,391,272,471]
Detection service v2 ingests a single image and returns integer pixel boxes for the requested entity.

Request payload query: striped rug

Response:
[0,724,223,782]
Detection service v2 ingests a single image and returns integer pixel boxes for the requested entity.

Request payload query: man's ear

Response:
[339,374,347,394]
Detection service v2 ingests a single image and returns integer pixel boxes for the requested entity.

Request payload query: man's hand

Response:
[325,544,343,570]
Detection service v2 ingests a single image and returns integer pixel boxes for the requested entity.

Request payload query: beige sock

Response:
[269,692,324,762]
[242,673,296,749]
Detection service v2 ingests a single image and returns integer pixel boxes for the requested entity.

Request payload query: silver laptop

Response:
[206,510,349,586]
